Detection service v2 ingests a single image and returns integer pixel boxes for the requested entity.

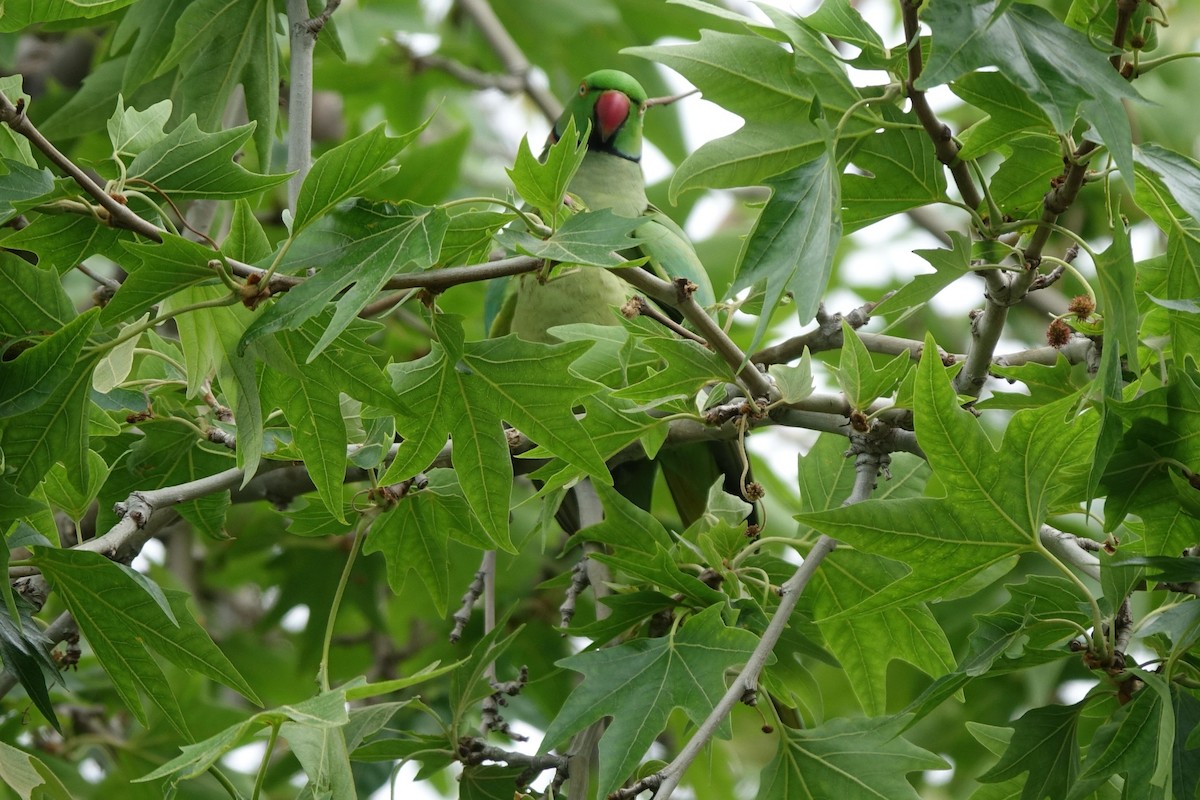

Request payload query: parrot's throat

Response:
[588,131,641,163]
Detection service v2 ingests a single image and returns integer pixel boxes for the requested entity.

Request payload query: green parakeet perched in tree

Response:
[499,69,755,526]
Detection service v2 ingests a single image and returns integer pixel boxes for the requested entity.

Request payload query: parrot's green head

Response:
[552,69,647,162]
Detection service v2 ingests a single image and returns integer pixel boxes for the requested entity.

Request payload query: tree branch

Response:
[456,0,561,122]
[616,268,775,401]
[900,0,981,210]
[0,89,162,242]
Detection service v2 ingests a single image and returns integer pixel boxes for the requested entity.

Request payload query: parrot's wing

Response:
[636,207,716,308]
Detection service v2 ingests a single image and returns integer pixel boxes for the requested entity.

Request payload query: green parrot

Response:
[499,69,754,527]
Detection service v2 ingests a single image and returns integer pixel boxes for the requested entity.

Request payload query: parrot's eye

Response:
[578,83,587,96]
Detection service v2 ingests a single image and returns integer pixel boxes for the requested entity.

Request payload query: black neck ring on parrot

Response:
[587,131,641,163]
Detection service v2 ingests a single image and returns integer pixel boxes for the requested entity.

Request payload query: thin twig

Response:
[0,90,162,242]
[616,268,774,401]
[456,0,561,121]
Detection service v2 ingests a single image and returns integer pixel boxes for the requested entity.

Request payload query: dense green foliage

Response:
[1,0,1200,798]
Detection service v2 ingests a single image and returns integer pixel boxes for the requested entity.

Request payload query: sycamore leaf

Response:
[1135,144,1200,227]
[498,208,646,268]
[613,335,732,407]
[978,702,1085,800]
[540,605,758,797]
[126,116,289,200]
[768,349,814,404]
[1101,375,1200,537]
[293,122,425,233]
[107,96,171,158]
[1068,672,1173,800]
[733,150,841,349]
[362,469,504,616]
[0,349,97,494]
[0,255,74,337]
[757,715,947,799]
[797,435,947,715]
[0,161,54,225]
[917,0,1138,188]
[980,356,1091,411]
[797,335,1099,616]
[627,27,876,199]
[0,598,62,732]
[0,309,97,418]
[873,231,974,319]
[137,688,350,784]
[157,0,278,162]
[952,71,1055,161]
[0,740,72,800]
[381,315,610,541]
[259,319,405,521]
[834,318,911,411]
[239,200,449,359]
[1,214,124,276]
[33,548,260,735]
[103,233,224,325]
[841,121,948,232]
[507,115,586,220]
[0,0,138,31]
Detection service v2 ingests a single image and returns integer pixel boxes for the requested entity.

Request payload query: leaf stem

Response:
[318,523,365,692]
[1035,538,1109,663]
[251,723,281,800]
[88,294,240,355]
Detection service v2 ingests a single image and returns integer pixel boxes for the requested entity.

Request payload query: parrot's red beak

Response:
[595,90,631,142]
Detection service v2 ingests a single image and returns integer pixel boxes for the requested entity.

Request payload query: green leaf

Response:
[797,336,1098,615]
[158,0,279,163]
[0,0,138,31]
[834,318,911,410]
[1,214,125,276]
[0,350,97,494]
[103,233,225,324]
[756,715,947,799]
[0,739,72,800]
[541,605,758,797]
[990,133,1063,217]
[137,688,349,784]
[292,122,424,233]
[381,315,610,541]
[952,71,1055,161]
[1135,144,1200,227]
[499,208,646,267]
[363,469,504,616]
[0,598,62,732]
[507,115,587,218]
[239,200,449,359]
[0,256,74,338]
[841,121,949,232]
[613,335,732,407]
[34,548,260,733]
[628,26,875,198]
[917,0,1138,188]
[281,720,355,800]
[873,231,974,319]
[979,702,1084,800]
[768,350,814,404]
[0,161,54,225]
[0,308,97,418]
[41,450,110,522]
[107,96,171,158]
[1069,672,1173,799]
[733,150,841,349]
[126,116,289,200]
